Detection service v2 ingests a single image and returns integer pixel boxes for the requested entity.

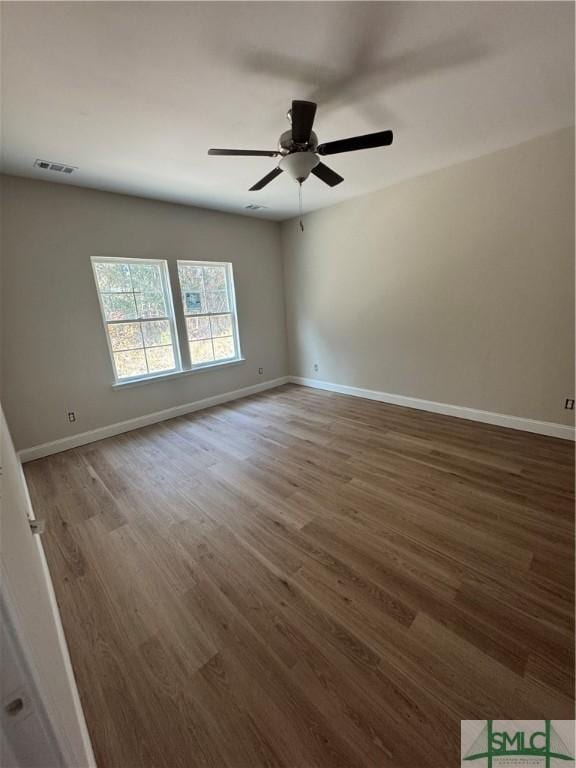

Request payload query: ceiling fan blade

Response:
[291,100,317,144]
[311,162,344,187]
[208,148,280,157]
[317,130,393,156]
[249,167,283,191]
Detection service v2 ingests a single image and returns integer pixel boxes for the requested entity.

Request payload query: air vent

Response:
[34,159,77,174]
[245,203,267,211]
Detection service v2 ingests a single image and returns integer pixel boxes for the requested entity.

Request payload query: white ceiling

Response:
[1,1,573,221]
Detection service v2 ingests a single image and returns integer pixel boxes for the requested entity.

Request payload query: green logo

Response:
[463,720,574,767]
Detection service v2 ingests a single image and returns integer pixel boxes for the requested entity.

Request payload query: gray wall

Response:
[1,177,287,450]
[281,128,575,426]
[2,128,574,451]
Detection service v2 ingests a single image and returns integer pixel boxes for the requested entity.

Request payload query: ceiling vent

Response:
[244,203,267,211]
[34,159,77,174]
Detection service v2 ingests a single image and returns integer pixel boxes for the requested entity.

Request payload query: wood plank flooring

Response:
[24,384,575,768]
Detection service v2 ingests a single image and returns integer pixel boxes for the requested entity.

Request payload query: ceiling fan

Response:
[208,100,393,191]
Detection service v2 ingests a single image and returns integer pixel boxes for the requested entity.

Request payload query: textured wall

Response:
[1,177,287,449]
[282,129,575,426]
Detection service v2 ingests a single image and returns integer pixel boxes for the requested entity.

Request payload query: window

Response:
[92,257,181,382]
[91,257,242,384]
[177,261,241,367]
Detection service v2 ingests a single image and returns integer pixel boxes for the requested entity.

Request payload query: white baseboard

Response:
[18,377,290,462]
[290,376,575,441]
[18,374,574,461]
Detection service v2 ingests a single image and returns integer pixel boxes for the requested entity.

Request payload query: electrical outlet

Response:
[564,398,574,410]
[67,411,76,423]
[313,364,319,372]
[258,367,263,375]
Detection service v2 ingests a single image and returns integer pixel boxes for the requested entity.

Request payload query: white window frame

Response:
[177,260,242,370]
[91,256,182,384]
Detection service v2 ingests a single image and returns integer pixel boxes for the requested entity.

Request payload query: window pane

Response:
[177,261,239,369]
[186,316,211,341]
[108,322,143,351]
[190,339,214,364]
[94,258,181,383]
[130,263,162,292]
[206,291,229,313]
[141,319,171,347]
[203,266,227,291]
[178,264,204,291]
[136,292,167,319]
[182,290,205,315]
[102,293,138,321]
[145,345,175,373]
[210,314,232,338]
[213,336,235,361]
[95,262,132,292]
[114,349,147,378]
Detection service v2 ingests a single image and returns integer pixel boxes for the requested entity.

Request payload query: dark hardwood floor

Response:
[24,384,575,768]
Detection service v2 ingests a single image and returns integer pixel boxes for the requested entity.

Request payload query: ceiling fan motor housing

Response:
[279,129,318,153]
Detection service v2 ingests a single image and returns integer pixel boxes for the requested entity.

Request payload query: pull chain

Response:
[298,181,304,232]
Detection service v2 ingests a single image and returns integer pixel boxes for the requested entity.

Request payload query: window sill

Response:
[112,358,246,389]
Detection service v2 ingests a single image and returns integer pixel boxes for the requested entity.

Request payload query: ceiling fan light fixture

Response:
[279,152,319,182]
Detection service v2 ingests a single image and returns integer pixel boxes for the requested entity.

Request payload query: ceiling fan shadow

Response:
[240,33,491,128]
